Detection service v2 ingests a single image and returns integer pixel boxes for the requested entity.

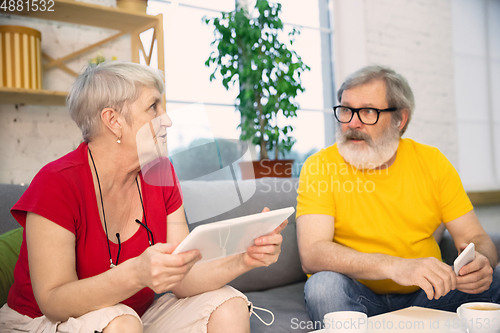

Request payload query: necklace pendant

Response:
[110,263,116,268]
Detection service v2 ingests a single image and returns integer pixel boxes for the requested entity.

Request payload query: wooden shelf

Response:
[0,0,164,107]
[7,0,158,32]
[0,87,67,105]
[467,190,500,206]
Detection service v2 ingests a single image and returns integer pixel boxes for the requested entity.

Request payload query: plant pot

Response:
[239,159,294,180]
[0,25,42,89]
[116,0,147,12]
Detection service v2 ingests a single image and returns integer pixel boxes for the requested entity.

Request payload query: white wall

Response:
[333,0,459,167]
[331,0,367,86]
[0,14,130,184]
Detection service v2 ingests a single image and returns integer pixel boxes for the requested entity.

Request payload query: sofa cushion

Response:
[180,178,307,292]
[246,282,311,333]
[0,227,23,305]
[0,184,25,234]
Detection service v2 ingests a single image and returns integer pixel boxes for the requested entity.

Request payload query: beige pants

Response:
[0,286,251,333]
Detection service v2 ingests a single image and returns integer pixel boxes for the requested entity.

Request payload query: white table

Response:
[311,306,467,333]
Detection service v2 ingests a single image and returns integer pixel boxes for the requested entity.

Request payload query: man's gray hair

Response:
[67,61,165,142]
[337,65,415,135]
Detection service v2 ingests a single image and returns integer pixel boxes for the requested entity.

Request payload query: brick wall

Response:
[333,0,459,167]
[364,0,458,166]
[0,14,130,184]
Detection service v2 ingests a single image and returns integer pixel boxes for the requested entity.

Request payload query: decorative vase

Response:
[0,25,42,89]
[239,160,294,180]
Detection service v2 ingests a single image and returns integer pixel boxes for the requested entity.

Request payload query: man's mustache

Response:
[342,129,372,142]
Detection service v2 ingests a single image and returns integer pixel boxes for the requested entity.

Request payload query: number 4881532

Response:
[0,0,54,11]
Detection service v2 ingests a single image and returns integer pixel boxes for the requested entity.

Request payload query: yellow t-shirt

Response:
[296,138,473,294]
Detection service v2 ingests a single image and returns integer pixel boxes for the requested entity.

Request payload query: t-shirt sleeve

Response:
[11,169,79,234]
[296,153,336,218]
[435,150,473,223]
[163,162,183,215]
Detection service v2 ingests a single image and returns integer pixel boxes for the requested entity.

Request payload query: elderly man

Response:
[296,65,500,324]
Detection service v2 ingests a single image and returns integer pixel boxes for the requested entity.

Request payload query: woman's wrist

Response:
[125,256,147,290]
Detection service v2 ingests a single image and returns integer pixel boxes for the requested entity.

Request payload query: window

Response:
[146,0,336,179]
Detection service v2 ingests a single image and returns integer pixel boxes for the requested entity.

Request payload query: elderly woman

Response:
[0,61,287,333]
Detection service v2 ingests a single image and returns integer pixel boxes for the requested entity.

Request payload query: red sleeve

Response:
[10,168,79,234]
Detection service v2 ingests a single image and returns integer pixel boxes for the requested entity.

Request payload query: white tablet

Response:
[172,207,295,264]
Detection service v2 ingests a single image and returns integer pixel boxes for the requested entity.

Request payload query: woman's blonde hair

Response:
[67,61,165,142]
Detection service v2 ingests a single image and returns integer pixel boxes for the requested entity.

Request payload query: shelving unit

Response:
[0,87,67,105]
[0,0,164,105]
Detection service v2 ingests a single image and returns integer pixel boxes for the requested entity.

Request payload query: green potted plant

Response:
[204,0,309,179]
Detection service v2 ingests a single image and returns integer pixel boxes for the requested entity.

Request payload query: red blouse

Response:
[8,142,183,318]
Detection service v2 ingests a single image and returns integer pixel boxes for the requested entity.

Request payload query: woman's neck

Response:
[87,140,140,193]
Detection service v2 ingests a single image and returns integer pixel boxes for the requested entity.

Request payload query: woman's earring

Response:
[117,136,122,144]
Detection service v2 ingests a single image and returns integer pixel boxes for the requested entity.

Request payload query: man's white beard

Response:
[336,123,401,170]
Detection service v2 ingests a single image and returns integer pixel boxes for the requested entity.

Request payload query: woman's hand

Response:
[242,207,288,269]
[135,243,201,294]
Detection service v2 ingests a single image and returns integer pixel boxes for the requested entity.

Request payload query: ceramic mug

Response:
[324,311,368,333]
[456,302,500,333]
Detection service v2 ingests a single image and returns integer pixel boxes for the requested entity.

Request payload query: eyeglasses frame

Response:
[333,106,398,125]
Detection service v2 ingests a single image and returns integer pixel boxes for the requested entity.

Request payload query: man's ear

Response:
[101,108,122,139]
[398,109,409,131]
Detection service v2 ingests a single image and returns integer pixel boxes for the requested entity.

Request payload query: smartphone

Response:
[453,243,475,275]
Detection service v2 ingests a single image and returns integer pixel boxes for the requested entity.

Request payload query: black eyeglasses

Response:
[333,106,397,125]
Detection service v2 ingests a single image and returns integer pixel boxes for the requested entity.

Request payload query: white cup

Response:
[456,302,500,333]
[324,311,368,333]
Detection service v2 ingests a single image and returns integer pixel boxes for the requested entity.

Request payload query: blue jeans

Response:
[304,266,500,325]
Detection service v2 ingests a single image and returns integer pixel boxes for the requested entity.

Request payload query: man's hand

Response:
[390,257,457,300]
[243,207,288,269]
[456,243,494,294]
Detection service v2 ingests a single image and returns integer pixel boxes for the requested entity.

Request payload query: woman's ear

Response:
[101,108,122,140]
